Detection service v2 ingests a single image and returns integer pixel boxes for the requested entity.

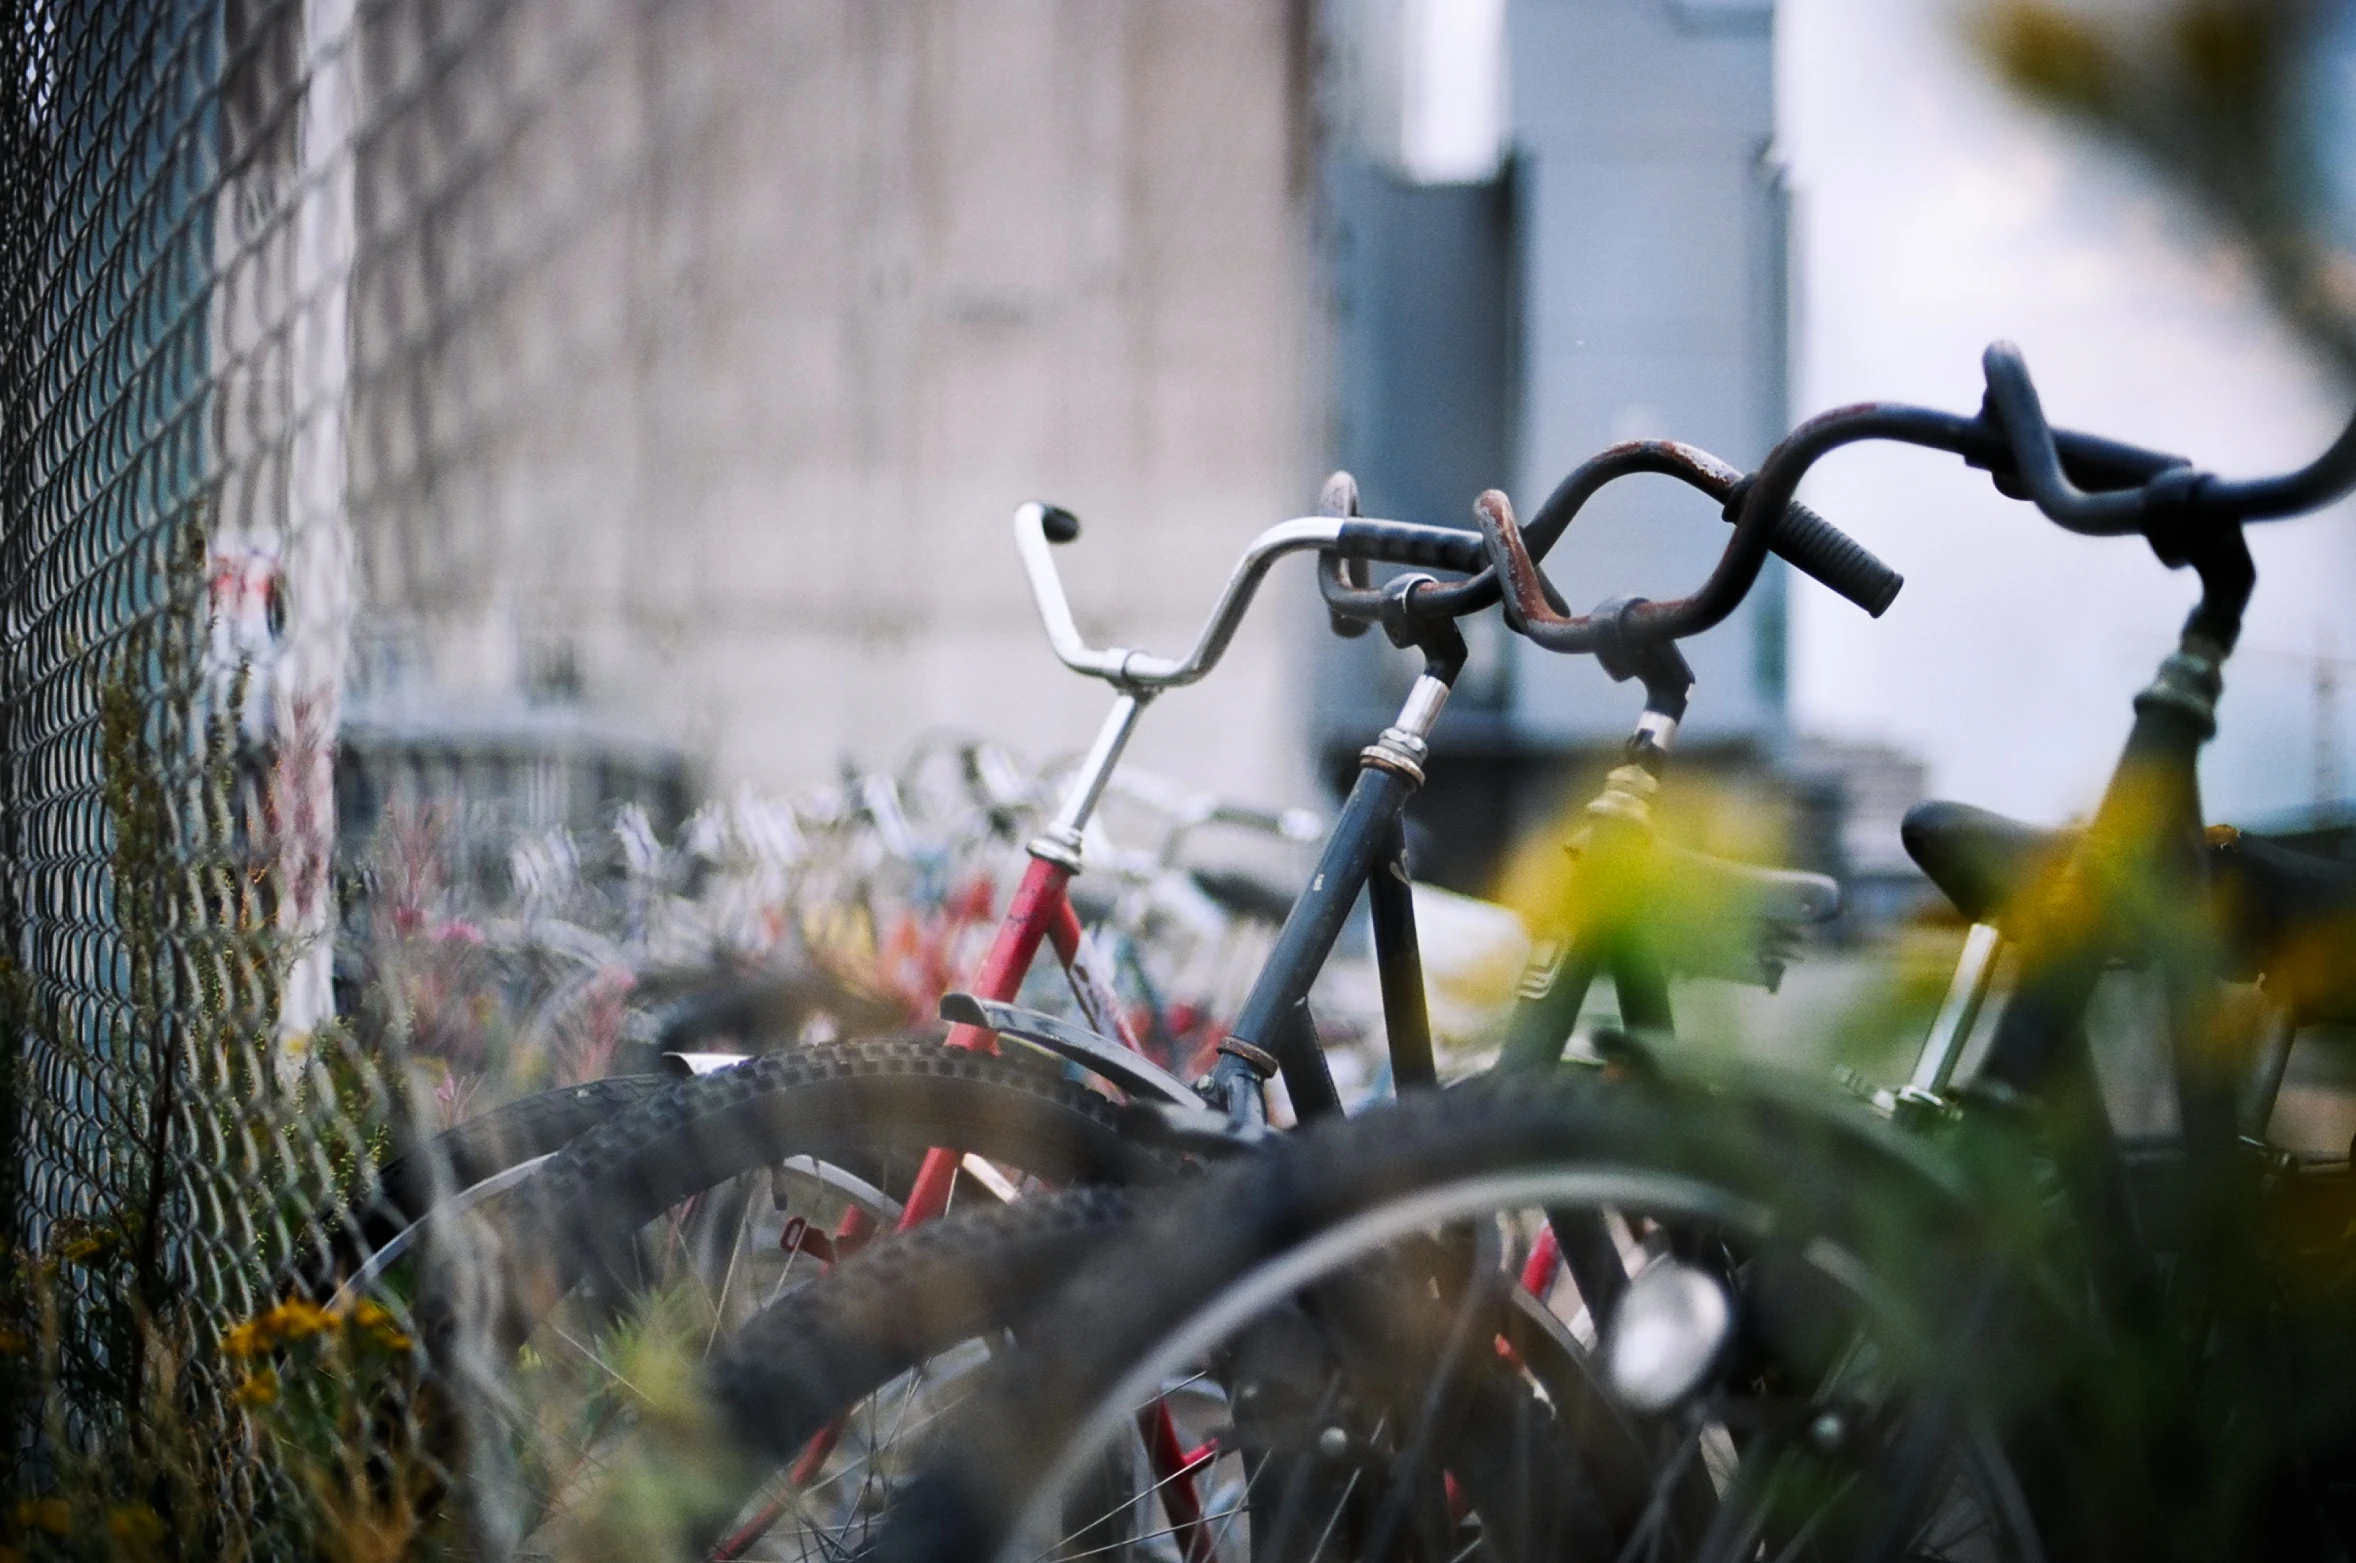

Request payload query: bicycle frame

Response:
[1920,536,2256,1290]
[900,494,1465,1217]
[896,691,1157,1223]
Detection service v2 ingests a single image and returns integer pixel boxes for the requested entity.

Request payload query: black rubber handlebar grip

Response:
[1764,501,1903,617]
[1039,503,1081,543]
[1334,518,1488,575]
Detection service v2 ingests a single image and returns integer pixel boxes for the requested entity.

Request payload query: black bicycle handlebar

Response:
[1333,518,1488,575]
[1978,339,2356,527]
[1317,439,1903,635]
[1474,479,1898,654]
[1768,497,1904,615]
[1480,339,2356,657]
[1476,489,1630,653]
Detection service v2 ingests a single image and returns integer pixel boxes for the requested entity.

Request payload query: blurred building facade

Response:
[325,0,1329,830]
[236,0,1919,903]
[1322,0,1810,887]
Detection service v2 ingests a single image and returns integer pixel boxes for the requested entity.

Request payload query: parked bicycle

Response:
[858,341,2356,1563]
[308,488,1507,1549]
[478,442,1902,1558]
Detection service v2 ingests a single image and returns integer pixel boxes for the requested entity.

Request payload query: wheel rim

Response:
[993,1166,2041,1563]
[375,1155,1009,1555]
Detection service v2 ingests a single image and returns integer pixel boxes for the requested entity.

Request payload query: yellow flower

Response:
[105,1504,164,1547]
[13,1497,70,1535]
[267,1298,336,1342]
[233,1368,278,1408]
[341,1297,414,1351]
[225,1297,340,1360]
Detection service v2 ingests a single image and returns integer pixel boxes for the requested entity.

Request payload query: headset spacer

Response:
[1358,727,1429,787]
[1216,1038,1281,1078]
[1024,828,1085,872]
[2131,649,2223,739]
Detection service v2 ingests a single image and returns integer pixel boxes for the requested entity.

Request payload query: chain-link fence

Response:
[0,0,677,1550]
[0,0,1327,1551]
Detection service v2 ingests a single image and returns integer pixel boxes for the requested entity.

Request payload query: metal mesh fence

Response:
[0,0,668,1550]
[0,0,1328,1551]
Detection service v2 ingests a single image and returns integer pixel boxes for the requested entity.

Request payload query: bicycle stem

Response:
[1028,692,1152,872]
[932,699,1147,1061]
[1489,679,1695,1077]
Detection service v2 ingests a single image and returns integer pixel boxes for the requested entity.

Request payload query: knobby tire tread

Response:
[291,1072,676,1300]
[874,1071,2069,1563]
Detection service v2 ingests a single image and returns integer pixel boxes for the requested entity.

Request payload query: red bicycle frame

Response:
[897,847,1125,1223]
[718,691,1222,1562]
[725,500,1400,1559]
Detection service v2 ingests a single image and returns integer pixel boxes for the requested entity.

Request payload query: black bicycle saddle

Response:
[2210,830,2356,1022]
[1905,800,2356,1022]
[1900,801,2068,929]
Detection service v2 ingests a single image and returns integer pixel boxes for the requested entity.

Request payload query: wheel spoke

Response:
[849,1361,932,1536]
[1303,1463,1367,1563]
[1607,1421,1707,1563]
[1362,1250,1499,1560]
[1040,1503,1254,1563]
[1036,1412,1239,1554]
[704,1178,760,1356]
[545,1322,652,1403]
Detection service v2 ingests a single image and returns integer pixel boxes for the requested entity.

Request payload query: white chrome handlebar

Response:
[1012,503,1344,690]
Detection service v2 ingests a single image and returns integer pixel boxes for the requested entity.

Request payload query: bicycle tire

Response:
[478,1036,1183,1339]
[571,1186,1144,1558]
[553,1183,1587,1562]
[711,1184,1144,1460]
[399,1034,1188,1549]
[873,1070,2081,1563]
[287,1072,677,1302]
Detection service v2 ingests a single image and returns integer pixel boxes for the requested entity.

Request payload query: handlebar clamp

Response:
[1375,573,1438,648]
[1374,573,1471,680]
[1587,596,1648,683]
[1589,596,1694,723]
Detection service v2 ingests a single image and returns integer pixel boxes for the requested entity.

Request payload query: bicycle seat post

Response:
[1895,921,2005,1122]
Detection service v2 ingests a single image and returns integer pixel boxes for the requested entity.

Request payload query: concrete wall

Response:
[344,0,1327,809]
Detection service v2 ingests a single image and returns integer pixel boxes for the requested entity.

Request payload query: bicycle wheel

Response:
[285,1072,677,1303]
[539,1185,1147,1560]
[872,1071,2072,1563]
[527,1180,1581,1563]
[392,1035,1183,1548]
[473,1036,1177,1336]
